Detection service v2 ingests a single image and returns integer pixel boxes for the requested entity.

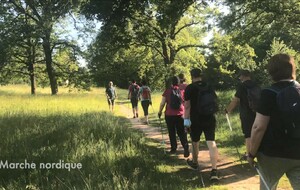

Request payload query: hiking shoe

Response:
[187,159,198,170]
[183,148,190,158]
[136,113,139,118]
[210,169,219,182]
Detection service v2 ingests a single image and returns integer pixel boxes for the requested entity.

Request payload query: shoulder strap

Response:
[265,87,279,94]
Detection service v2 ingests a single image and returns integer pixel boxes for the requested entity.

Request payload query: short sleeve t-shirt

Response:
[257,80,300,159]
[106,87,115,99]
[129,84,140,98]
[162,86,184,116]
[139,86,151,101]
[179,83,187,91]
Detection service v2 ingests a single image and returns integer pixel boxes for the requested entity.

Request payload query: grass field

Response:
[0,85,291,189]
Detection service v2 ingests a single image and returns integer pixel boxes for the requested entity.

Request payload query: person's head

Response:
[108,81,113,87]
[131,79,136,84]
[141,79,147,86]
[238,69,251,82]
[190,68,202,81]
[267,54,296,81]
[171,76,180,86]
[178,73,186,84]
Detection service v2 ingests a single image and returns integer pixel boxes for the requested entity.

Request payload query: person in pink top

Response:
[158,76,189,157]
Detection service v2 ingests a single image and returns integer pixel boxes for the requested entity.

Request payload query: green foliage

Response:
[205,33,257,89]
[257,38,300,86]
[220,0,300,62]
[83,1,215,88]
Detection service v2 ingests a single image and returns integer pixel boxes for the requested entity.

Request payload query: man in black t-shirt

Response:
[225,70,257,158]
[184,68,219,182]
[248,54,300,190]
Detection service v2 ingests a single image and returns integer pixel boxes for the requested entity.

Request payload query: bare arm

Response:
[114,88,117,98]
[128,87,131,99]
[247,113,270,166]
[226,97,240,113]
[249,113,270,156]
[158,97,166,113]
[184,100,191,119]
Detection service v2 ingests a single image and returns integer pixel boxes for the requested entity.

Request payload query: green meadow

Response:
[0,85,291,189]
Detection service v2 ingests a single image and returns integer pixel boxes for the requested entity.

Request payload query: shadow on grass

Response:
[0,109,257,189]
[0,111,204,189]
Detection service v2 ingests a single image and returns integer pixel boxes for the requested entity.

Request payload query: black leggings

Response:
[165,115,188,151]
[141,100,150,116]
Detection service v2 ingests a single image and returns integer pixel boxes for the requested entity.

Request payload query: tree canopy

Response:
[0,0,299,92]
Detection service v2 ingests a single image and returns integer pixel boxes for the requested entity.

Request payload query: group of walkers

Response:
[106,53,300,189]
[128,79,152,124]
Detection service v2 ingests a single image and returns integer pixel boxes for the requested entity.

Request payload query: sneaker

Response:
[183,148,190,158]
[186,159,198,170]
[168,149,176,155]
[240,153,248,161]
[210,169,219,182]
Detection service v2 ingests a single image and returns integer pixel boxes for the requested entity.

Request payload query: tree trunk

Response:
[42,31,58,95]
[29,64,36,95]
[26,38,36,95]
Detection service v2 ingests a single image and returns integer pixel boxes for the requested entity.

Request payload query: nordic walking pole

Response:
[225,113,243,164]
[127,99,130,118]
[225,113,233,131]
[254,165,271,190]
[158,116,166,154]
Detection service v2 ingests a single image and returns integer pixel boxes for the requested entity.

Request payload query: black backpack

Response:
[245,84,261,112]
[268,81,300,139]
[170,87,182,110]
[197,85,218,115]
[131,84,139,99]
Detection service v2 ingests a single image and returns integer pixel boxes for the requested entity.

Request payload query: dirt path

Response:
[118,104,261,189]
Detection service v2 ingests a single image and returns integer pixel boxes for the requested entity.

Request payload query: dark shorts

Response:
[190,116,216,142]
[107,98,115,105]
[240,116,255,138]
[130,98,138,108]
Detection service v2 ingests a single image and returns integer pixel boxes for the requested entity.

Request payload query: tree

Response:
[220,0,300,61]
[82,0,215,87]
[205,32,257,89]
[2,0,81,94]
[257,38,300,86]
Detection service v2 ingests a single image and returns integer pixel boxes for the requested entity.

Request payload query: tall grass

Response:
[0,85,208,189]
[0,85,291,189]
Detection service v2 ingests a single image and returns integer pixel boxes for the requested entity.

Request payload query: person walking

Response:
[105,81,117,112]
[225,70,260,159]
[158,76,189,157]
[128,80,140,118]
[178,73,187,91]
[248,54,300,190]
[138,80,152,124]
[184,68,219,182]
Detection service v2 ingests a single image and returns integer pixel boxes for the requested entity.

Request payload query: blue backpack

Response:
[268,81,300,139]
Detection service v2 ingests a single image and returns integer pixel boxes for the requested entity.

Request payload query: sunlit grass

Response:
[0,85,292,189]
